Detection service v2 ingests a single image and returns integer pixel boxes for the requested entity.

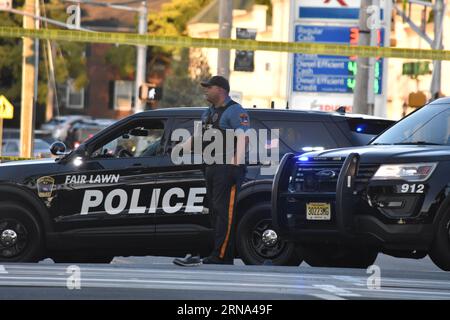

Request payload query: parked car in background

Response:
[1,138,52,158]
[65,118,116,150]
[41,115,92,141]
[3,129,55,145]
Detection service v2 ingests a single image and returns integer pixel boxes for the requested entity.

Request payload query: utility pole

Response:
[134,1,148,113]
[430,0,444,99]
[20,0,38,158]
[353,0,372,115]
[217,0,232,79]
[45,43,57,121]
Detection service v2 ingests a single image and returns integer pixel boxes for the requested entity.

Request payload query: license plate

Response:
[306,202,331,221]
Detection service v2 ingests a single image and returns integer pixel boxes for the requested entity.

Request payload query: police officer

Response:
[173,76,249,266]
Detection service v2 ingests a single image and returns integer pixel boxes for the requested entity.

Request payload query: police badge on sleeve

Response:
[37,176,55,198]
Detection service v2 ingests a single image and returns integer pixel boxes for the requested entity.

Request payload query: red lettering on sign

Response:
[323,0,349,6]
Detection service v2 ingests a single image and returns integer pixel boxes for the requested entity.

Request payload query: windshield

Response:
[371,104,450,145]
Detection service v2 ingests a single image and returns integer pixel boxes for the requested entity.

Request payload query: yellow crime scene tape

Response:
[1,26,450,61]
[0,156,37,162]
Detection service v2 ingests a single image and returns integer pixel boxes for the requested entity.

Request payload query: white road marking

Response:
[312,294,347,300]
[313,284,361,297]
[1,263,449,299]
[332,275,365,287]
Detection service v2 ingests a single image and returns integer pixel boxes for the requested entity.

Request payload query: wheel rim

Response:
[249,218,287,260]
[0,219,29,258]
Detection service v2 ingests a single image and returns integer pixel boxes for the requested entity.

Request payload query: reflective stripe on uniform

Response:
[220,184,236,259]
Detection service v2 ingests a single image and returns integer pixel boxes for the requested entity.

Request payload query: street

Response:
[0,254,448,300]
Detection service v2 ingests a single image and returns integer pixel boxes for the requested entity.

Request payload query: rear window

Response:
[5,142,19,153]
[34,140,50,150]
[262,120,338,153]
[345,118,394,144]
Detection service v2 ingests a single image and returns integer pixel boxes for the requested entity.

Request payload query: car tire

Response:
[301,244,378,268]
[429,210,450,271]
[0,201,44,262]
[52,254,114,264]
[236,202,303,266]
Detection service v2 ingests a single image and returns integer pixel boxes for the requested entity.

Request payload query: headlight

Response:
[372,163,437,182]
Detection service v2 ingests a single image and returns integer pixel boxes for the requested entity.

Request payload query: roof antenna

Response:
[271,101,275,109]
[336,106,346,114]
[286,101,289,110]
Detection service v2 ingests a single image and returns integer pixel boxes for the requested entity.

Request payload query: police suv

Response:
[272,98,450,271]
[0,107,392,264]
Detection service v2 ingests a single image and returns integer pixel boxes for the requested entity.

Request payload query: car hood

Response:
[302,145,450,163]
[0,158,56,167]
[0,158,64,183]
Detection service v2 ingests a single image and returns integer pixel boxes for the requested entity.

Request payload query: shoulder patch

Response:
[239,113,249,126]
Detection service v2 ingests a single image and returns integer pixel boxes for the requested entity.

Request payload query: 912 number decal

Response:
[397,184,425,194]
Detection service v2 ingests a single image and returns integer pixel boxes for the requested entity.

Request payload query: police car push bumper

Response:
[335,153,360,235]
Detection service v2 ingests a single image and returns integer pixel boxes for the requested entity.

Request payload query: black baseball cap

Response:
[200,75,230,93]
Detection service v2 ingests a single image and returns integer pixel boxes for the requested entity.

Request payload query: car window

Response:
[34,140,50,150]
[262,120,338,153]
[91,120,165,159]
[344,118,394,145]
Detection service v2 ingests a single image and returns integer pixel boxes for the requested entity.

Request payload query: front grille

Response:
[293,161,379,192]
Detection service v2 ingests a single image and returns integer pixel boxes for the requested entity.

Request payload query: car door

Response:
[153,116,213,254]
[50,117,168,250]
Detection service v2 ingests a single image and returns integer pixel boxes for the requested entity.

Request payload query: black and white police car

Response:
[272,98,450,271]
[0,107,393,264]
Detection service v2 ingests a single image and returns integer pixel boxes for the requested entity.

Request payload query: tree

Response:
[0,0,25,110]
[147,0,213,107]
[158,48,210,108]
[0,0,88,126]
[42,0,88,91]
[148,0,212,37]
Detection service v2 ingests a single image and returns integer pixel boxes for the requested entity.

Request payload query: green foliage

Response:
[0,1,25,104]
[142,0,213,107]
[148,0,212,37]
[43,0,88,91]
[105,45,136,79]
[0,0,87,107]
[158,48,210,108]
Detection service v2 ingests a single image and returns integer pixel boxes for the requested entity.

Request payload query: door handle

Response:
[126,163,146,170]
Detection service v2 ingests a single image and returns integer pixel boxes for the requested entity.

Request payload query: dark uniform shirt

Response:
[201,97,250,164]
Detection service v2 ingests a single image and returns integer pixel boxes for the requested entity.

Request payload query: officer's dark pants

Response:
[205,164,246,262]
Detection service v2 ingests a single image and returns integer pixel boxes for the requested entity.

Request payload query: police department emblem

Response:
[37,176,55,198]
[212,112,219,123]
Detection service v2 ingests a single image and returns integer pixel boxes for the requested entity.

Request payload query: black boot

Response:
[173,254,202,267]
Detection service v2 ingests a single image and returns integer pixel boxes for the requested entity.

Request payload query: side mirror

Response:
[50,141,68,156]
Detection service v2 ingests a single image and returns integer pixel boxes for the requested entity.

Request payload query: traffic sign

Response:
[139,83,163,101]
[0,95,14,119]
